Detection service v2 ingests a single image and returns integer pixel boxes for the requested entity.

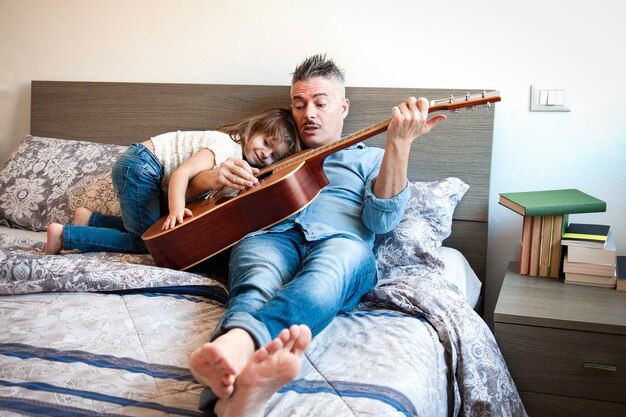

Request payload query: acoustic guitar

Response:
[142,91,501,270]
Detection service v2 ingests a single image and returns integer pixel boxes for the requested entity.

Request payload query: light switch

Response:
[555,90,564,106]
[530,85,570,112]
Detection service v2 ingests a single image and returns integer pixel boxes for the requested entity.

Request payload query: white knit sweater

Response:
[150,130,242,194]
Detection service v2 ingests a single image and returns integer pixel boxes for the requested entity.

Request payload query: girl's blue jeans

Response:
[63,143,165,253]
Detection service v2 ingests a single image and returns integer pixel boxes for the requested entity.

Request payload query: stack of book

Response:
[562,223,617,288]
[517,214,567,278]
[499,189,607,278]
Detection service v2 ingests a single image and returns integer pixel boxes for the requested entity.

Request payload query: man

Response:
[189,54,447,417]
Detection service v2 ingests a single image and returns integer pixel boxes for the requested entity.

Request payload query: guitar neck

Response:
[258,90,501,175]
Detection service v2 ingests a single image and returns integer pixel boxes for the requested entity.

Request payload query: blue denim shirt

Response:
[253,143,410,248]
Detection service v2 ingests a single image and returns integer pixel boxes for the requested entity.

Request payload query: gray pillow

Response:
[374,177,469,276]
[0,135,127,231]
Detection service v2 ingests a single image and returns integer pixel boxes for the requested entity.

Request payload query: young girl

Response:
[44,108,300,255]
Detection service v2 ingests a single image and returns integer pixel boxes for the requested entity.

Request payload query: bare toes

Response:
[293,325,312,354]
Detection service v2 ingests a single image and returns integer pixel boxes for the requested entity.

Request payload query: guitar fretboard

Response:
[261,90,501,175]
[269,118,391,172]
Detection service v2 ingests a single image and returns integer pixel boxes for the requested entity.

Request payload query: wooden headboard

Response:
[30,81,494,285]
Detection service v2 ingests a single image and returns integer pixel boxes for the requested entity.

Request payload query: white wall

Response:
[1,0,625,326]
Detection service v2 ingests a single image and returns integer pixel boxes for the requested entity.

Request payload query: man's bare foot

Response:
[44,223,64,254]
[73,207,92,226]
[189,328,255,398]
[214,324,312,417]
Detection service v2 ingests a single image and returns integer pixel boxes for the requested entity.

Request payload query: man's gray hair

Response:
[291,53,345,85]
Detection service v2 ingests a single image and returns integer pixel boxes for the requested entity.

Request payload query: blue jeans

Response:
[63,143,165,253]
[213,227,378,348]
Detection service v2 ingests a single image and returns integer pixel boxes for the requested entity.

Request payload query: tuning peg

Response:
[448,94,459,112]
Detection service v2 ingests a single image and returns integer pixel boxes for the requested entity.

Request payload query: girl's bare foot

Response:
[73,207,92,226]
[214,324,311,417]
[44,223,64,254]
[189,328,256,399]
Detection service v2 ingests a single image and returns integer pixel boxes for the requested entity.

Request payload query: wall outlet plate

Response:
[530,85,570,112]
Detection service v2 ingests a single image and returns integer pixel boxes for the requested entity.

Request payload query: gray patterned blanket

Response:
[363,268,528,417]
[0,234,228,299]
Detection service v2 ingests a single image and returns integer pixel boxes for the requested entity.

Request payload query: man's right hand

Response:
[216,157,260,191]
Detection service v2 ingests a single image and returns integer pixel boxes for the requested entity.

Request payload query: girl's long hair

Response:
[218,108,301,157]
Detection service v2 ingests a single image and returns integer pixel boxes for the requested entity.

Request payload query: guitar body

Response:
[142,161,327,270]
[142,91,500,270]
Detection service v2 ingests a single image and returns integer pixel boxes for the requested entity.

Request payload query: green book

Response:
[498,189,606,216]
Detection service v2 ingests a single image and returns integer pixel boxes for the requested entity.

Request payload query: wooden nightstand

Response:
[494,262,626,416]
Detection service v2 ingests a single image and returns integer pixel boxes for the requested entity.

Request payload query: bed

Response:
[0,81,526,416]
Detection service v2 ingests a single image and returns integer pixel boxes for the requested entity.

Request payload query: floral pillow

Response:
[0,135,127,231]
[374,177,469,277]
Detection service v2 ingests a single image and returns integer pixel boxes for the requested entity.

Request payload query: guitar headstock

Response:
[429,90,501,113]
